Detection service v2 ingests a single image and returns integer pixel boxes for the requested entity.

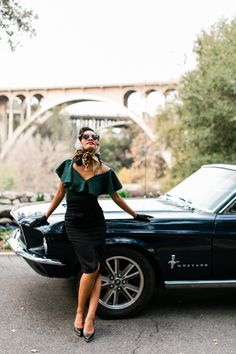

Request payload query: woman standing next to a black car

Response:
[31,126,151,342]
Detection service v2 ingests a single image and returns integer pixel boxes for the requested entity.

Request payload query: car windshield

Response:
[166,166,236,212]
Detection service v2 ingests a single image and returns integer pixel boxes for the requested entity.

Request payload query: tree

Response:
[157,17,236,186]
[0,0,37,50]
[37,108,76,150]
[100,126,134,171]
[129,129,167,183]
[155,103,185,189]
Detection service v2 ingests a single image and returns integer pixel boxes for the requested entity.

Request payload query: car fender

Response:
[105,236,164,286]
[105,236,155,254]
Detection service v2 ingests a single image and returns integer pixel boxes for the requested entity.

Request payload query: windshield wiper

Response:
[164,193,195,210]
[177,197,195,210]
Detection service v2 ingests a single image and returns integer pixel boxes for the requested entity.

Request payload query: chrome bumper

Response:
[8,229,65,266]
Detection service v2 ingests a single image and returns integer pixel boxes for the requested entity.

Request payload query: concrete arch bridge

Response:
[0,82,178,160]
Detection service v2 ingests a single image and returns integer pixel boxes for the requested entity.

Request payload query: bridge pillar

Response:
[20,99,26,125]
[0,96,8,149]
[8,97,14,139]
[26,97,31,120]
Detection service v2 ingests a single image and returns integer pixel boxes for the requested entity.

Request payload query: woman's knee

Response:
[84,263,100,277]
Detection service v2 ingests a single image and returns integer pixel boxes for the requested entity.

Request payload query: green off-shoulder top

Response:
[55,159,123,197]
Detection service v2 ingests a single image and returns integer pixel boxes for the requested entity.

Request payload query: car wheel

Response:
[97,246,155,319]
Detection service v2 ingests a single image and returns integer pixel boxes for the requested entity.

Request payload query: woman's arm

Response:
[45,181,66,219]
[30,181,66,228]
[110,192,137,218]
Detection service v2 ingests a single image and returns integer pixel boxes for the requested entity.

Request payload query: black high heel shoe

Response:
[83,330,95,342]
[83,321,95,342]
[74,327,83,337]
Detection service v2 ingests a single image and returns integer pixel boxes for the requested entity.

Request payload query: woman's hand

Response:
[134,213,153,222]
[33,181,65,227]
[110,192,153,221]
[30,215,49,228]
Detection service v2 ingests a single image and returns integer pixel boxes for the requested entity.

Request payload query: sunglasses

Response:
[80,133,100,141]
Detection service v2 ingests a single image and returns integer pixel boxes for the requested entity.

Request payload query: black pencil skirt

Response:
[65,220,106,274]
[64,193,106,274]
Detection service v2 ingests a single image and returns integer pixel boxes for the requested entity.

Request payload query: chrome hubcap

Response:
[99,255,144,310]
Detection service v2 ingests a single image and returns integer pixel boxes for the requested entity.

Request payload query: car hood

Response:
[10,197,208,224]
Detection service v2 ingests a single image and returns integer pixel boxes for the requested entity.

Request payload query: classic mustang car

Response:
[9,164,236,318]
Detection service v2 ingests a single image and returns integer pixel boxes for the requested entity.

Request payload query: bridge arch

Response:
[0,93,154,160]
[0,94,9,101]
[123,90,137,107]
[0,82,179,159]
[15,94,26,101]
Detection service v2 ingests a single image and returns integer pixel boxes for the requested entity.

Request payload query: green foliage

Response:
[100,127,134,170]
[157,17,236,184]
[0,0,37,50]
[0,224,15,251]
[0,164,19,190]
[0,226,14,251]
[37,108,76,151]
[155,104,185,189]
[180,18,236,170]
[130,128,167,183]
[156,104,184,153]
[2,240,11,250]
[118,190,131,198]
[36,193,44,202]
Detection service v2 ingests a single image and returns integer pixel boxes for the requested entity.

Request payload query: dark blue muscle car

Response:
[8,164,236,318]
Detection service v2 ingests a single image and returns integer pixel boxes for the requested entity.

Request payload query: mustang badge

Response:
[168,255,180,269]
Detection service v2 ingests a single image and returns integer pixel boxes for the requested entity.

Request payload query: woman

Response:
[31,127,151,342]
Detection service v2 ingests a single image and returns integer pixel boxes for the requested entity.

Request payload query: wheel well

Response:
[106,244,165,288]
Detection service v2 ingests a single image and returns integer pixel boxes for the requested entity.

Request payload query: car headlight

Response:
[43,237,48,254]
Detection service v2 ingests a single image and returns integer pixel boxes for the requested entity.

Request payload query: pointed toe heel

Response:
[74,327,83,337]
[83,330,95,342]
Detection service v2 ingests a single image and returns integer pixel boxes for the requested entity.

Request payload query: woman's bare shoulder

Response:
[100,163,111,173]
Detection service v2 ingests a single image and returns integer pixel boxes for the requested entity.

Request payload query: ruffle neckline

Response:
[55,159,122,196]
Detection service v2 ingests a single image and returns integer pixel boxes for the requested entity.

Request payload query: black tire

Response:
[97,246,155,319]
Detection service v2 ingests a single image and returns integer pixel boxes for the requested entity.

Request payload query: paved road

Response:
[1,255,236,354]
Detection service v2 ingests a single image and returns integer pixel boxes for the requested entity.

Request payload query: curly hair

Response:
[73,127,102,167]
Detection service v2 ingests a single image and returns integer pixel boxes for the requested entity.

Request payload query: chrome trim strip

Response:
[214,189,236,213]
[219,195,236,214]
[8,229,65,267]
[165,280,236,288]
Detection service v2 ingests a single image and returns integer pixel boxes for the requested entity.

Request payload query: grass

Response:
[0,225,16,251]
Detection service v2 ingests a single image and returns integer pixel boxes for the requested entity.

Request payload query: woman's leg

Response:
[74,269,99,328]
[84,273,101,333]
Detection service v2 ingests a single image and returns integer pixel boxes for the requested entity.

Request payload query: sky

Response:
[1,0,236,90]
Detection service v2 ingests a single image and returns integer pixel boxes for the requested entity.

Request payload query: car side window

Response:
[224,200,236,214]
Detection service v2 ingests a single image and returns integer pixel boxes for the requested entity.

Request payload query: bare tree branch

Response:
[0,0,37,50]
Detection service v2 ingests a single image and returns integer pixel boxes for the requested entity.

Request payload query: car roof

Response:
[202,164,236,171]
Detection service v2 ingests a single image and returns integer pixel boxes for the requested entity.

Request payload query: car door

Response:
[106,211,214,281]
[214,198,236,279]
[148,211,215,281]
